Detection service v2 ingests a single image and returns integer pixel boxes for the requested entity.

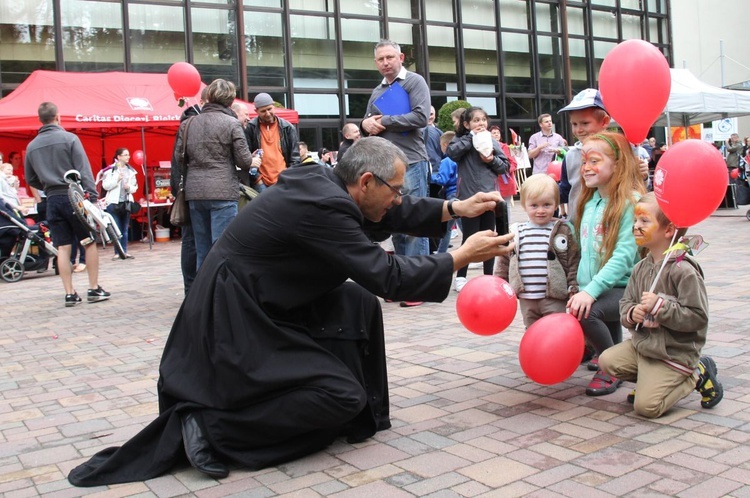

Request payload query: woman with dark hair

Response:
[102,148,138,259]
[318,148,334,167]
[447,107,510,292]
[177,78,254,269]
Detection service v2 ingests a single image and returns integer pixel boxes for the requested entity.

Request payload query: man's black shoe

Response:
[65,292,82,307]
[181,412,229,479]
[87,286,111,303]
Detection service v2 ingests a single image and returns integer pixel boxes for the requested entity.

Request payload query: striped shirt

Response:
[517,222,554,299]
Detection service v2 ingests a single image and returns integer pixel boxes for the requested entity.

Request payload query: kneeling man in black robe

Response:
[69,136,515,486]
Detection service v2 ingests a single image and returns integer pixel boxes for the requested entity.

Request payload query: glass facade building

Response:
[0,0,671,150]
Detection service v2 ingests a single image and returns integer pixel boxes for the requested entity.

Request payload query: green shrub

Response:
[436,100,472,133]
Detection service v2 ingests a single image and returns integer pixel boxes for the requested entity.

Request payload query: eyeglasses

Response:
[371,172,405,198]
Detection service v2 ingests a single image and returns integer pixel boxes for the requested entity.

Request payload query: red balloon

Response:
[547,161,562,182]
[167,62,201,97]
[456,275,517,336]
[131,150,144,167]
[653,140,727,227]
[599,40,671,144]
[519,313,584,385]
[730,168,740,179]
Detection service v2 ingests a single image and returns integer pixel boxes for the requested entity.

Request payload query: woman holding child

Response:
[447,107,510,292]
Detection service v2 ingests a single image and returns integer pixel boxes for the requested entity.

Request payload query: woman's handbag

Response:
[170,117,194,226]
[128,200,142,215]
[170,191,189,225]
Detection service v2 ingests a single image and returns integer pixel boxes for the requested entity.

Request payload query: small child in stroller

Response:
[0,202,58,282]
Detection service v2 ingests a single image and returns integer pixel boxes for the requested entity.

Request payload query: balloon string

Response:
[635,230,678,331]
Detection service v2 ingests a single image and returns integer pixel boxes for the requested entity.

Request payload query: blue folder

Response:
[373,81,411,116]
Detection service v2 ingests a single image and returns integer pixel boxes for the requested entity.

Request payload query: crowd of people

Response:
[0,37,731,488]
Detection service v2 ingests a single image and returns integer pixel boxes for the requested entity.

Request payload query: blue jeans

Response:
[105,203,130,254]
[391,160,429,257]
[189,199,238,269]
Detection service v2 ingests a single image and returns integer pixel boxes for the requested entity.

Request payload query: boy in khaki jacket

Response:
[599,193,723,418]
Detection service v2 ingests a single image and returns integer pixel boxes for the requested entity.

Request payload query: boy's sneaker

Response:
[696,356,723,408]
[585,370,622,396]
[87,286,111,303]
[626,389,636,404]
[454,277,467,292]
[65,292,82,307]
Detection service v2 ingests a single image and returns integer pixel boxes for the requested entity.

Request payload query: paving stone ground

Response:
[2,203,750,497]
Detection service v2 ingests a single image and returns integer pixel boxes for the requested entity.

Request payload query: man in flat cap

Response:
[244,93,300,191]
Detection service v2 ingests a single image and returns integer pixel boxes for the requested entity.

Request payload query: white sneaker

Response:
[454,277,467,292]
[468,262,483,270]
[451,228,460,239]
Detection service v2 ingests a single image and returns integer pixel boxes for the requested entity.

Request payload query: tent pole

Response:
[683,115,689,145]
[141,126,153,249]
[665,110,672,147]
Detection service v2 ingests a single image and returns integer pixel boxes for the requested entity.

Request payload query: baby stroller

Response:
[0,202,58,282]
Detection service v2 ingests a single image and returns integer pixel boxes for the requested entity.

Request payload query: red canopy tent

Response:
[0,69,298,174]
[0,70,298,245]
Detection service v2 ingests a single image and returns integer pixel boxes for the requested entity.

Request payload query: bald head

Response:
[231,101,249,127]
[342,123,361,141]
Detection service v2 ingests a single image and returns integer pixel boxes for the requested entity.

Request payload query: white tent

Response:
[654,68,750,127]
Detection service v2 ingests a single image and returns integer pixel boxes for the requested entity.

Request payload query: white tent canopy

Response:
[654,68,750,126]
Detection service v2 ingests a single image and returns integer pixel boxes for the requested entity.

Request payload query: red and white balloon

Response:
[653,140,727,227]
[167,62,202,98]
[599,40,671,145]
[456,276,517,336]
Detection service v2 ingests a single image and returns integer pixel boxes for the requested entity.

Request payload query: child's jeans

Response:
[599,340,697,418]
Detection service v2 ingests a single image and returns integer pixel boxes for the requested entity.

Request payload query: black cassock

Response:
[69,165,454,486]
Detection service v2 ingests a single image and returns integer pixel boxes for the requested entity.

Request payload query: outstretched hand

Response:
[451,230,515,272]
[445,192,503,221]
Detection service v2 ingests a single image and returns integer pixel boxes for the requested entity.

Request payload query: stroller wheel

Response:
[1,258,25,283]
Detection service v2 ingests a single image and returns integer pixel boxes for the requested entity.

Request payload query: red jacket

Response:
[498,143,517,197]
